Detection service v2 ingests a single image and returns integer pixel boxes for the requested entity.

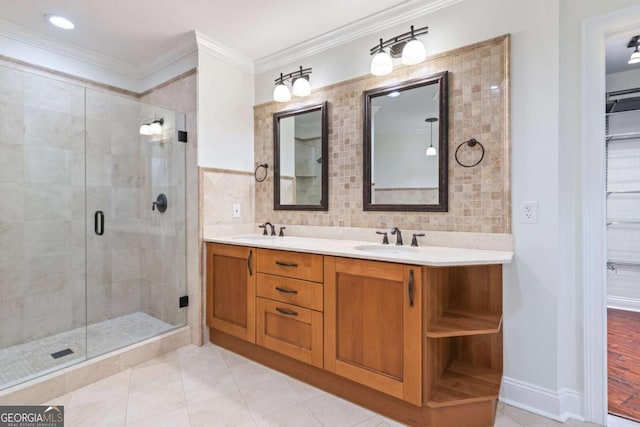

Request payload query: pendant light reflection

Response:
[425,117,438,157]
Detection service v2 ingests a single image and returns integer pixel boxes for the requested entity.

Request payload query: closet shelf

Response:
[607,220,640,226]
[607,190,640,196]
[607,260,640,273]
[606,131,640,142]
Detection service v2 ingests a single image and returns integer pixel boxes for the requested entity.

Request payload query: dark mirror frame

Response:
[273,101,329,211]
[363,71,449,212]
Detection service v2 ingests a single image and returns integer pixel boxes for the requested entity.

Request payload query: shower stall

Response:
[0,64,187,390]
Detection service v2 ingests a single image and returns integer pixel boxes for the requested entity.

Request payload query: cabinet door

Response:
[206,243,256,343]
[256,298,323,368]
[324,256,422,405]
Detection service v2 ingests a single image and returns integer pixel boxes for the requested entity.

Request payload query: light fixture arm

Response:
[369,25,428,55]
[274,67,312,85]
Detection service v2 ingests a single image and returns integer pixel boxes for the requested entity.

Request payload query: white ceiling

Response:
[0,0,415,66]
[606,27,640,75]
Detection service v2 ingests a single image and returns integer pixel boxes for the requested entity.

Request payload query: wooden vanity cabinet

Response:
[206,243,256,343]
[207,242,505,426]
[324,256,423,406]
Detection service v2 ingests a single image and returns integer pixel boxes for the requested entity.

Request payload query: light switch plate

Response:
[232,204,240,218]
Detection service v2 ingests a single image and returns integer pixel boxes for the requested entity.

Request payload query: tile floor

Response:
[0,312,174,390]
[40,341,603,427]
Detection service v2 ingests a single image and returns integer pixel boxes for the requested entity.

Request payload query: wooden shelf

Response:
[425,333,503,408]
[427,308,502,338]
[427,360,502,408]
[425,265,502,336]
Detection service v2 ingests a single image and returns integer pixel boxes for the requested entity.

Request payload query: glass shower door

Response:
[85,90,187,358]
[0,66,87,389]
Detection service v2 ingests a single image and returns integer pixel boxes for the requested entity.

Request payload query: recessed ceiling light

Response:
[45,14,75,30]
[387,91,401,98]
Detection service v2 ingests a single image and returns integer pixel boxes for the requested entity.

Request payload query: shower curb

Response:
[0,325,191,405]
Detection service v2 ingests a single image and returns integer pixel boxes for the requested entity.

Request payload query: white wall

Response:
[197,50,254,170]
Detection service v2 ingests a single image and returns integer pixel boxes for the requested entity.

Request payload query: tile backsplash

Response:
[254,35,510,234]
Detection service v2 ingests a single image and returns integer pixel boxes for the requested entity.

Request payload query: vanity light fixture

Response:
[369,25,428,76]
[425,117,438,157]
[45,14,75,30]
[273,66,312,102]
[139,119,163,136]
[628,36,640,65]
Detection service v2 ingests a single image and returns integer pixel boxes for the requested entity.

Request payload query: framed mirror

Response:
[363,71,448,211]
[274,101,328,210]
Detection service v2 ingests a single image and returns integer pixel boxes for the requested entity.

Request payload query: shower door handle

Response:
[94,211,104,236]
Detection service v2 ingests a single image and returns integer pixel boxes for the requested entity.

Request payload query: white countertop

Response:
[205,235,513,267]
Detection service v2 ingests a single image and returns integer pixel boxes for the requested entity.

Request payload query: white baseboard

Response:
[607,296,640,312]
[499,377,584,422]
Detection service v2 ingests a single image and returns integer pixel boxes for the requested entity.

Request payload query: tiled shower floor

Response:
[0,312,174,390]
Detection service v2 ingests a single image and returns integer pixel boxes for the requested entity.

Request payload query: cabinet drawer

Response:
[256,298,323,368]
[257,249,323,282]
[257,273,323,311]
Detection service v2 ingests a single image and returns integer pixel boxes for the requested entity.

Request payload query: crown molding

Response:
[254,0,463,74]
[140,32,198,77]
[0,18,141,78]
[195,31,254,74]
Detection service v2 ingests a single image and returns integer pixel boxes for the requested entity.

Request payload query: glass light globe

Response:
[426,146,437,156]
[139,124,152,135]
[629,48,640,64]
[402,39,426,65]
[273,83,291,102]
[292,77,311,97]
[149,121,162,135]
[370,51,393,76]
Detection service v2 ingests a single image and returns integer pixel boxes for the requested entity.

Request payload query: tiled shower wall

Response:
[0,65,87,348]
[255,36,510,234]
[0,61,190,349]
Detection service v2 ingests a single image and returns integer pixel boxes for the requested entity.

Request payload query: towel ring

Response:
[455,138,485,168]
[254,163,268,182]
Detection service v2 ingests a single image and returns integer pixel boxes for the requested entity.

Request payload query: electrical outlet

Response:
[232,204,241,218]
[521,201,538,224]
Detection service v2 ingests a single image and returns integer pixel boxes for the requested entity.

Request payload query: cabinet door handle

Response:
[275,286,298,294]
[408,269,414,307]
[276,307,298,316]
[247,250,253,276]
[275,261,298,268]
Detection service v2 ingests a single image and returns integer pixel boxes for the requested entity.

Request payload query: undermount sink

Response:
[233,235,277,241]
[353,245,419,255]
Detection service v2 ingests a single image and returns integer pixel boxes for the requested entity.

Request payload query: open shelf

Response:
[425,264,502,337]
[426,333,503,408]
[427,308,502,338]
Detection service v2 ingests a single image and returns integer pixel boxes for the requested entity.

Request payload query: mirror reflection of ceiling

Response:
[295,110,322,140]
[372,84,439,135]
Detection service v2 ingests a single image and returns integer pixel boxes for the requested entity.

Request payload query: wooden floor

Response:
[608,308,640,422]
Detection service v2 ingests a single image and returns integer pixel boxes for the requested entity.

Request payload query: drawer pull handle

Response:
[275,286,298,294]
[276,307,298,316]
[275,261,298,268]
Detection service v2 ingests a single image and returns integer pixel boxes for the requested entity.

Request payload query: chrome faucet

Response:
[259,222,276,236]
[390,227,403,246]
